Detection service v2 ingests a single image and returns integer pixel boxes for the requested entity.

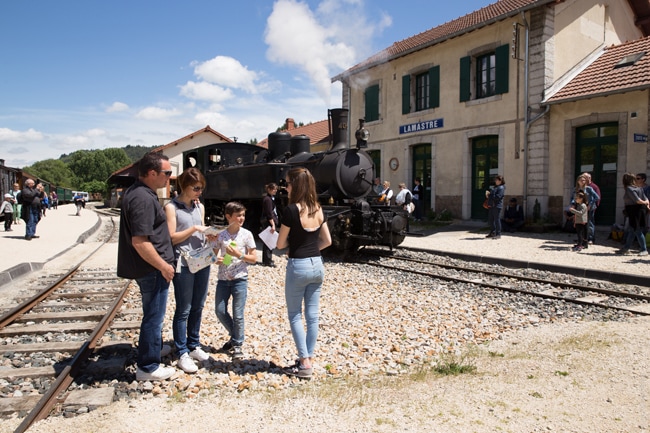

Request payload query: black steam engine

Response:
[184,109,407,251]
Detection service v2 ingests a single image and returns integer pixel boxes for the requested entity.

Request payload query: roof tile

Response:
[547,36,650,103]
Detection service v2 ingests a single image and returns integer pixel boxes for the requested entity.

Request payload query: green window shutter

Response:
[495,44,509,94]
[459,56,471,102]
[429,65,440,108]
[402,75,411,114]
[365,84,380,122]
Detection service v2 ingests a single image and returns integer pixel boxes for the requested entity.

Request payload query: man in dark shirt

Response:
[261,182,279,267]
[20,179,41,240]
[117,152,176,381]
[502,197,525,232]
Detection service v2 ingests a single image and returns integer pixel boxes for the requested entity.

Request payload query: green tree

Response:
[22,159,77,187]
[80,179,109,196]
[67,148,130,183]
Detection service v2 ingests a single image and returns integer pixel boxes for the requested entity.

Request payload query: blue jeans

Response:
[135,270,170,373]
[215,277,248,346]
[285,257,324,359]
[623,225,647,252]
[172,265,210,356]
[26,205,40,237]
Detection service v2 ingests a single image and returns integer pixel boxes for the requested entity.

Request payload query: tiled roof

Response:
[258,119,331,148]
[546,36,650,104]
[333,0,556,80]
[152,125,232,153]
[108,125,232,180]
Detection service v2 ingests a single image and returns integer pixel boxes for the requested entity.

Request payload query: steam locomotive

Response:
[184,109,407,251]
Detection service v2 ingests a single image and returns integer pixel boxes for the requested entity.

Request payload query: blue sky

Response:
[0,0,490,168]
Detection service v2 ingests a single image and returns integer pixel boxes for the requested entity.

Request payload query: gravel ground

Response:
[2,250,649,432]
[1,218,649,432]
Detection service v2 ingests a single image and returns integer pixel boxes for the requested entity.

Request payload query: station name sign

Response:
[399,118,444,134]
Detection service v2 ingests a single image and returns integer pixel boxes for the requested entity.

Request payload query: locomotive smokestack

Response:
[328,108,349,151]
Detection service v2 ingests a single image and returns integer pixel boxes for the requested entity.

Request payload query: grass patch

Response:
[432,349,477,376]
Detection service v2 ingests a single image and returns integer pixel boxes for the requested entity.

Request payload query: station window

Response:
[401,66,440,115]
[459,44,510,102]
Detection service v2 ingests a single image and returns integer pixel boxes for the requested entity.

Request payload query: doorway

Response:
[575,123,618,225]
[412,144,431,215]
[471,136,499,219]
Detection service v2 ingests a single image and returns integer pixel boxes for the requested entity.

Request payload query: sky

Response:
[0,0,491,168]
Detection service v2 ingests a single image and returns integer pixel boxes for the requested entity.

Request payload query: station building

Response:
[332,0,650,226]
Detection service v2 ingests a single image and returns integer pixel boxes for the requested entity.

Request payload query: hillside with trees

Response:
[23,145,156,196]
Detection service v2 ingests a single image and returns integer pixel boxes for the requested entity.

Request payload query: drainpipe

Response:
[521,11,550,215]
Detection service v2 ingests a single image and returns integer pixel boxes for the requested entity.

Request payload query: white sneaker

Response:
[189,347,210,362]
[177,353,198,373]
[136,365,175,381]
[160,344,172,357]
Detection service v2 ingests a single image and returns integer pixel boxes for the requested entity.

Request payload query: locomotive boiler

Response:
[184,108,407,251]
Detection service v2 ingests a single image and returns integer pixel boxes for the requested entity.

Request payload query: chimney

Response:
[286,118,295,130]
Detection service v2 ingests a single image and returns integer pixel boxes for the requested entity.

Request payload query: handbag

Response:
[181,244,217,273]
[483,199,490,209]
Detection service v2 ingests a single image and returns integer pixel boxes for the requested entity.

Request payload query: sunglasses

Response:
[160,170,172,177]
[192,186,204,192]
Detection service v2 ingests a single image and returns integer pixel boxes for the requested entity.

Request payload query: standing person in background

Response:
[379,181,393,206]
[117,152,176,381]
[485,175,505,240]
[582,172,600,244]
[569,191,588,251]
[213,202,257,361]
[164,168,212,374]
[412,177,423,221]
[616,172,649,256]
[261,182,279,267]
[636,173,650,233]
[50,191,58,210]
[395,182,413,232]
[373,177,383,196]
[11,183,21,225]
[73,192,85,216]
[276,168,332,379]
[2,194,14,232]
[20,179,40,241]
[40,185,48,217]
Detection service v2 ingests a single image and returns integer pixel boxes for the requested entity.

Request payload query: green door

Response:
[472,136,498,219]
[412,144,431,215]
[575,123,618,225]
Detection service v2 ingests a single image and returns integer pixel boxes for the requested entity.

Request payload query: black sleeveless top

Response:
[282,204,322,259]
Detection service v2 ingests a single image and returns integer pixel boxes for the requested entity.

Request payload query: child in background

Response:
[212,202,257,360]
[2,194,14,232]
[569,191,588,251]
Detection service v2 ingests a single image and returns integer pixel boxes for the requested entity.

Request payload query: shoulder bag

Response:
[181,244,217,273]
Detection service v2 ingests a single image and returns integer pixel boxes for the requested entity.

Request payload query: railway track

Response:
[356,247,650,316]
[0,216,143,432]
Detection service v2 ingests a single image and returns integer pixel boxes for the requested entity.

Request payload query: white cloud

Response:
[264,0,388,104]
[136,106,182,120]
[86,128,106,137]
[106,101,129,113]
[179,81,233,104]
[191,56,260,94]
[0,127,44,143]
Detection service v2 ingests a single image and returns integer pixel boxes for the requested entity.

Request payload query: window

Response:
[365,84,380,122]
[459,44,509,102]
[476,53,496,98]
[402,66,440,114]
